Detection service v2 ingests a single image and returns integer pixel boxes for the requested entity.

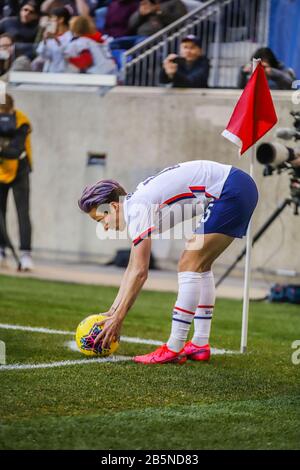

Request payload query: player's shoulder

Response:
[125,191,152,213]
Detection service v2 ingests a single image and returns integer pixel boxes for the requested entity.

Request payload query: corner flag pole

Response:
[240,145,255,353]
[221,58,277,354]
[240,58,260,354]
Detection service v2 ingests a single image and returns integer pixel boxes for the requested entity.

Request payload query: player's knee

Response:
[197,260,212,273]
[178,252,212,273]
[178,252,194,272]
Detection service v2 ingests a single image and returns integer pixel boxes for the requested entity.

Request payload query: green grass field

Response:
[0,274,299,450]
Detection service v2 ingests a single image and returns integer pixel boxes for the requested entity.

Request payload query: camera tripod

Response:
[216,195,300,287]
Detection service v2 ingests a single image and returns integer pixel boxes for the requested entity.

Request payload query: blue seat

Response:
[109,36,147,50]
[111,49,125,70]
[95,6,108,31]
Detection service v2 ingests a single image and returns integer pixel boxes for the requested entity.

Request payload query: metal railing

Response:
[121,0,270,88]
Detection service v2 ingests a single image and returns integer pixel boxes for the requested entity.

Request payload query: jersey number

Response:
[201,203,214,223]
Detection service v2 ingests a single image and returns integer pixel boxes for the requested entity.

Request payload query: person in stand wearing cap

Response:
[159,34,209,88]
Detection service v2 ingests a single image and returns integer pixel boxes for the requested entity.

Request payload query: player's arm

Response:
[106,249,135,315]
[116,238,151,312]
[94,238,152,348]
[291,150,300,168]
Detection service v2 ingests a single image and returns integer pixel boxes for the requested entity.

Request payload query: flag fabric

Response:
[222,62,278,155]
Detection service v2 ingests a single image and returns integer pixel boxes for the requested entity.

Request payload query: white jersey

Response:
[123,160,232,246]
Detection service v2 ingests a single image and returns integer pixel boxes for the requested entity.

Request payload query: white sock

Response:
[167,271,202,352]
[192,271,215,347]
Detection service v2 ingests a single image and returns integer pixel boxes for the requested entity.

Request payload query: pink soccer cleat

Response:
[183,341,211,361]
[134,344,187,365]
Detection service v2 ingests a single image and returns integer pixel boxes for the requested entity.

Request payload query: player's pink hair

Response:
[78,179,126,213]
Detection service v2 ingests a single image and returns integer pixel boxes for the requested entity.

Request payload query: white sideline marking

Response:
[0,355,132,371]
[121,336,162,346]
[0,323,237,370]
[0,323,73,335]
[0,323,162,345]
[66,340,236,356]
[65,339,163,353]
[66,340,81,352]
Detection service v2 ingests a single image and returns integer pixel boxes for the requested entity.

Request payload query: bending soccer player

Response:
[78,160,258,364]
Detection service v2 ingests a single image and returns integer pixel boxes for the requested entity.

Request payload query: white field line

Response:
[0,355,132,371]
[0,323,74,335]
[0,322,238,372]
[121,336,162,346]
[66,340,236,356]
[0,323,162,346]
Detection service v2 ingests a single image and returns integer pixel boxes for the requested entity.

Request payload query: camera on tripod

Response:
[217,111,300,287]
[0,112,17,164]
[256,110,300,177]
[255,110,300,216]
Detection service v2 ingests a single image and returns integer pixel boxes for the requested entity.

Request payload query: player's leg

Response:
[0,183,10,266]
[167,233,233,359]
[134,168,258,365]
[179,232,234,273]
[134,233,233,365]
[181,167,258,361]
[134,266,201,364]
[12,173,33,270]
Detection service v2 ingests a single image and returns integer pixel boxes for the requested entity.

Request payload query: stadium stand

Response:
[0,0,297,86]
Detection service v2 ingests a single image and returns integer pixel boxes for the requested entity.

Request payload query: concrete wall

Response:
[6,85,300,276]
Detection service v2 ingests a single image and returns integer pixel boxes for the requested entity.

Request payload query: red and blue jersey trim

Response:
[159,192,195,208]
[160,187,217,208]
[189,186,217,199]
[132,226,156,246]
[132,186,218,245]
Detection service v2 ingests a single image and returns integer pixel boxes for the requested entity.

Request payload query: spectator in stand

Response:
[40,0,90,16]
[159,35,209,88]
[238,47,296,90]
[128,0,187,36]
[0,33,31,80]
[0,1,39,17]
[35,6,72,72]
[0,1,24,17]
[64,15,117,74]
[0,1,40,43]
[103,0,139,38]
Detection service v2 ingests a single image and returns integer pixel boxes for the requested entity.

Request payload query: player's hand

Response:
[291,155,300,168]
[261,61,272,76]
[43,31,56,41]
[98,310,113,318]
[94,315,122,349]
[140,0,159,16]
[163,54,178,77]
[242,63,252,73]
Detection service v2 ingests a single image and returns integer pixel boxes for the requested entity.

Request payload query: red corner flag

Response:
[222,62,278,155]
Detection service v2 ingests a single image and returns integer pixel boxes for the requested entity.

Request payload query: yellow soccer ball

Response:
[75,314,119,357]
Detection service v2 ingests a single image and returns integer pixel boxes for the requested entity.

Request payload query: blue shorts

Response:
[195,167,259,238]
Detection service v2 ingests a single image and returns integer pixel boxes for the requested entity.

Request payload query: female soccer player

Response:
[78,160,258,364]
